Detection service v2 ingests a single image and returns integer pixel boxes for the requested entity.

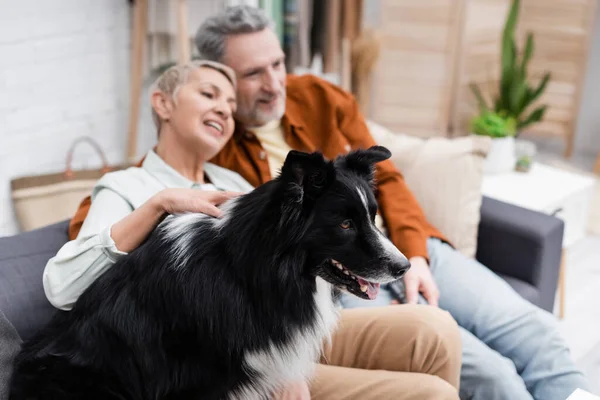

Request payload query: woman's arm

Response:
[43,188,241,311]
[108,192,166,253]
[43,189,134,310]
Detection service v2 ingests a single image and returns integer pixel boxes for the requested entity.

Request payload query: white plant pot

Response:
[483,136,516,174]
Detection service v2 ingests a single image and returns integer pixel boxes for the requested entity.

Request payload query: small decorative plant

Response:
[515,154,532,172]
[469,0,551,138]
[471,110,516,138]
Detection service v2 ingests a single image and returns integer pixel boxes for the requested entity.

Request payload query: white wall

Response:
[574,4,600,157]
[0,0,132,236]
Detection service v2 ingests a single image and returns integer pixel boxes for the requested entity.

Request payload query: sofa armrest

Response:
[476,196,564,311]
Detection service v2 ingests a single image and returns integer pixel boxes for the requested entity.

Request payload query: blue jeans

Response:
[339,238,589,400]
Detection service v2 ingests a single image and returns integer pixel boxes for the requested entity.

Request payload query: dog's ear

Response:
[336,145,391,183]
[280,150,336,200]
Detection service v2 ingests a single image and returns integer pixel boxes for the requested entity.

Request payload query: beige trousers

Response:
[310,305,462,400]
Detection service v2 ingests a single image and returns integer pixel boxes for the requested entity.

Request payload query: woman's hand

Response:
[110,189,243,254]
[155,188,243,218]
[273,381,311,400]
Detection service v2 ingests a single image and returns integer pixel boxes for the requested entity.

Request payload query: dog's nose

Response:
[389,257,411,278]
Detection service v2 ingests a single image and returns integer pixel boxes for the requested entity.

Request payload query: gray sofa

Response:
[0,197,565,399]
[0,196,565,396]
[0,196,564,344]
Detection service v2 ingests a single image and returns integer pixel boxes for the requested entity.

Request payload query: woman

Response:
[42,60,312,399]
[43,60,249,310]
[42,60,460,400]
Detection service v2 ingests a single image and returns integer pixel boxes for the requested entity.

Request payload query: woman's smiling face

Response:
[163,66,237,160]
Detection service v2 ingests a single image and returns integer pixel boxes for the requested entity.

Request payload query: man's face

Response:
[222,28,287,127]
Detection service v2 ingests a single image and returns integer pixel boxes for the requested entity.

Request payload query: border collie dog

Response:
[9,146,410,400]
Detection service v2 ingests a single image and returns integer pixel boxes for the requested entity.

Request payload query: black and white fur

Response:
[9,146,411,400]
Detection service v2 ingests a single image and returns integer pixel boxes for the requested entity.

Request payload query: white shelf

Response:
[482,163,596,248]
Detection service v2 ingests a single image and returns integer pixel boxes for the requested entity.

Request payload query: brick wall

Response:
[0,1,151,236]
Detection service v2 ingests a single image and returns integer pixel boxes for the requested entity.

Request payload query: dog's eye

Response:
[340,220,352,230]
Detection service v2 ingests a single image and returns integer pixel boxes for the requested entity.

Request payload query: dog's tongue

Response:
[357,278,380,300]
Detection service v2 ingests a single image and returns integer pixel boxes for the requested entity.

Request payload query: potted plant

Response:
[469,0,551,174]
[471,110,518,173]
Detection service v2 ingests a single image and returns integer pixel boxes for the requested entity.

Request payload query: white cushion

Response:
[368,121,491,258]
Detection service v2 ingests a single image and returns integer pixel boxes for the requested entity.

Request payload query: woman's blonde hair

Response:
[150,60,237,131]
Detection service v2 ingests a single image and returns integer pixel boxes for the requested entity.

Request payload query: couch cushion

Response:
[0,309,21,398]
[0,220,69,340]
[368,121,491,258]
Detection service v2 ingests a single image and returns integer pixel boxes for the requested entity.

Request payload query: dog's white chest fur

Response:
[231,278,339,400]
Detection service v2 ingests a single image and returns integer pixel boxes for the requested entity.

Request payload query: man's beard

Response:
[239,90,286,127]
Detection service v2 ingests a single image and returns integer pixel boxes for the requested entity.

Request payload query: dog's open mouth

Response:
[328,259,380,300]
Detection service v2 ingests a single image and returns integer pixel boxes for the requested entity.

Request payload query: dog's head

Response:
[277,145,411,300]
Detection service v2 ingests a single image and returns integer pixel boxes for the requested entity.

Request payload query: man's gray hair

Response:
[195,5,274,62]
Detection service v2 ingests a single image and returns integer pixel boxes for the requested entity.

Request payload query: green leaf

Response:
[500,39,517,112]
[518,105,547,129]
[469,83,489,112]
[522,86,534,110]
[494,95,502,112]
[501,0,519,72]
[509,75,528,117]
[521,32,534,79]
[528,72,551,104]
[499,0,520,111]
[471,111,516,138]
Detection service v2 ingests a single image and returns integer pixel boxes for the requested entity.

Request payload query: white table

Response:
[481,163,596,318]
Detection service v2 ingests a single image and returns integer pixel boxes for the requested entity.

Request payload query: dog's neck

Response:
[216,181,321,308]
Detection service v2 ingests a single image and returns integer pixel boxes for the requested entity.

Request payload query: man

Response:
[66,10,464,400]
[192,6,589,400]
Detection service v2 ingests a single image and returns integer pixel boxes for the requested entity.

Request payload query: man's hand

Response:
[403,256,440,307]
[273,381,311,400]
